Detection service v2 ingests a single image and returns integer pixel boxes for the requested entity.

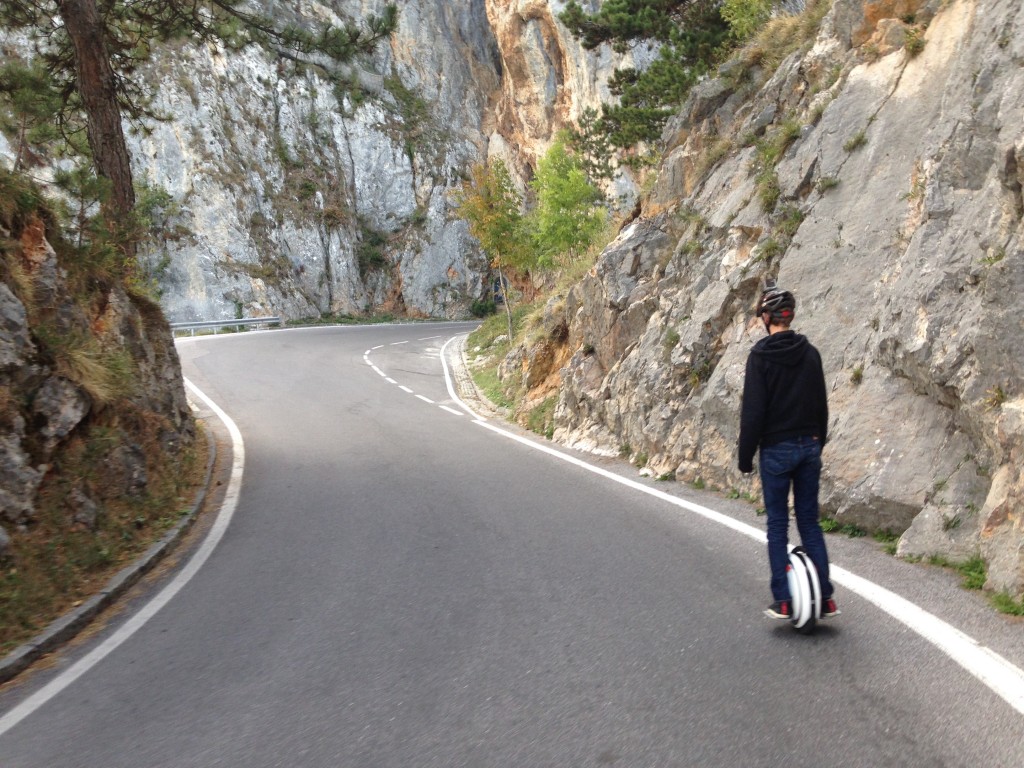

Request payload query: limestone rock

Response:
[0,433,42,527]
[0,283,33,369]
[33,377,90,454]
[67,486,100,531]
[553,0,1024,594]
[85,1,635,322]
[99,443,149,500]
[1,209,193,546]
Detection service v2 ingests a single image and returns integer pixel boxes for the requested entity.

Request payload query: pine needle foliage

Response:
[0,59,65,170]
[1,1,399,128]
[559,0,730,149]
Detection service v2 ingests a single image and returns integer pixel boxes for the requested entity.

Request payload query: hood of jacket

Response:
[752,330,809,367]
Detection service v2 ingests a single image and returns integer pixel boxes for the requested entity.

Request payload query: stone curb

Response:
[0,417,218,685]
[449,333,507,420]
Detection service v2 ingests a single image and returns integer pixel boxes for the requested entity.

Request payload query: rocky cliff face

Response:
[544,0,1024,594]
[483,0,642,202]
[3,0,638,324]
[129,0,497,321]
[0,193,194,556]
[123,0,635,322]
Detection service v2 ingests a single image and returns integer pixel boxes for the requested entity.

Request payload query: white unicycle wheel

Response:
[786,545,821,634]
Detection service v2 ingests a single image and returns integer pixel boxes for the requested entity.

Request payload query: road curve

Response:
[1,322,1022,767]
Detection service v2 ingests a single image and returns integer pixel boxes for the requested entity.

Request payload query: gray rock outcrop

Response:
[129,2,498,321]
[121,0,637,322]
[0,208,193,546]
[552,0,1024,594]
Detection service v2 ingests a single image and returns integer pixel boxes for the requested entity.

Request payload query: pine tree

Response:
[559,0,729,150]
[721,0,775,40]
[568,107,616,185]
[0,60,63,171]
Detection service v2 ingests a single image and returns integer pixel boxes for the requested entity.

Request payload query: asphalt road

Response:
[1,322,1023,767]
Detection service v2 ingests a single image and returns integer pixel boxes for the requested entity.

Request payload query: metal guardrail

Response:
[170,317,282,336]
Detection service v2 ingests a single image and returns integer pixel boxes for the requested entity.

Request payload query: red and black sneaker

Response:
[764,600,791,620]
[821,597,840,618]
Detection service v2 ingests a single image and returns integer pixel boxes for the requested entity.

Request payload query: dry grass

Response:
[0,424,209,654]
[693,137,735,182]
[1,253,35,312]
[63,342,137,406]
[737,0,833,75]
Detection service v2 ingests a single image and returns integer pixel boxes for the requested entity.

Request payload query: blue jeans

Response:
[759,436,833,602]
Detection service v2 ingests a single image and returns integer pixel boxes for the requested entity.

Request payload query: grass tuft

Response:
[843,130,867,152]
[526,396,557,439]
[925,553,987,591]
[820,517,867,537]
[992,592,1024,616]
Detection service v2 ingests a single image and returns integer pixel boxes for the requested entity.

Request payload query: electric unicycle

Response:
[786,545,821,634]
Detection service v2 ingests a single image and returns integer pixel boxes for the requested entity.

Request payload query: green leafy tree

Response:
[0,0,397,256]
[529,138,606,266]
[559,0,729,150]
[721,0,774,40]
[451,160,530,340]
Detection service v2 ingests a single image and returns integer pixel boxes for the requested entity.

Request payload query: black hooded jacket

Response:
[738,330,828,473]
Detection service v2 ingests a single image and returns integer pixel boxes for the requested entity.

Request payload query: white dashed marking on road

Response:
[366,337,470,418]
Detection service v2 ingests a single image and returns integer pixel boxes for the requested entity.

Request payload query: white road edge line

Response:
[0,378,246,738]
[440,337,1024,717]
[440,336,484,421]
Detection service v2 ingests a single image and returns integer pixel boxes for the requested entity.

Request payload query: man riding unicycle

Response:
[738,285,839,621]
